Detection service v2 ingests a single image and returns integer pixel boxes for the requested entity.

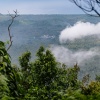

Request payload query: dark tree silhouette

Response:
[70,0,100,16]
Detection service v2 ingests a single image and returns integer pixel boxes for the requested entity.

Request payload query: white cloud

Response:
[59,22,100,43]
[50,45,99,66]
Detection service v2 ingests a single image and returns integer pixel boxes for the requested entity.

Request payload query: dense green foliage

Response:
[0,41,100,99]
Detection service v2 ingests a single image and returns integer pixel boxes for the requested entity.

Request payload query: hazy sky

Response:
[0,0,84,14]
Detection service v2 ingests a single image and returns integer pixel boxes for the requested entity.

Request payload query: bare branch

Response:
[7,10,19,51]
[69,0,100,16]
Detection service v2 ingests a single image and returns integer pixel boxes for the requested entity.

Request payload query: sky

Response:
[0,0,84,14]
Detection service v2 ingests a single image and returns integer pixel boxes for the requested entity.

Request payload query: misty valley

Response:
[1,14,100,80]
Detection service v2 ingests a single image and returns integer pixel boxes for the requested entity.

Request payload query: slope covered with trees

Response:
[1,8,100,99]
[0,40,100,99]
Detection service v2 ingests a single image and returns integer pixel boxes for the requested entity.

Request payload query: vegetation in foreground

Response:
[0,41,100,100]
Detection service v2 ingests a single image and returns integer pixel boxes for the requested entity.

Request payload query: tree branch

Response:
[69,0,100,17]
[7,10,19,51]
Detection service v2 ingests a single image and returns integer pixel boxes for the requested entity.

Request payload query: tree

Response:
[56,63,80,91]
[33,46,58,89]
[0,73,10,99]
[18,51,33,99]
[0,41,19,99]
[7,10,19,51]
[70,0,100,16]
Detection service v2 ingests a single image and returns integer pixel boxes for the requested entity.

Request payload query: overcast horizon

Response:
[0,0,84,14]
